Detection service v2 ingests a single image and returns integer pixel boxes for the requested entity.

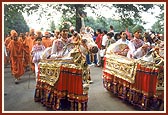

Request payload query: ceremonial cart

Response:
[34,57,90,111]
[102,52,164,110]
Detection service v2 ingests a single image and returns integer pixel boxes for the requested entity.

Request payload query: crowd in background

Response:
[4,25,164,84]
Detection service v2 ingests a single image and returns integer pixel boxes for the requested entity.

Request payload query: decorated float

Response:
[102,43,164,111]
[34,56,90,111]
[34,17,98,110]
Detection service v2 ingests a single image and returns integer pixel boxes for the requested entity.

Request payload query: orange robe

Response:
[42,37,52,48]
[27,36,36,72]
[7,40,24,79]
[27,36,36,53]
[4,37,12,65]
[18,37,30,68]
[5,37,12,49]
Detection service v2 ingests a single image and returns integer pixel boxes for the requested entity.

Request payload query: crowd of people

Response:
[86,25,164,68]
[4,24,164,84]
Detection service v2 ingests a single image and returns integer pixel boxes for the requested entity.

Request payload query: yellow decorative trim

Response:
[38,59,90,92]
[104,54,137,83]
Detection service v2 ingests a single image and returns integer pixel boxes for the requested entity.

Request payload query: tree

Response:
[113,4,154,28]
[4,3,160,34]
[4,4,31,36]
[84,16,138,33]
[151,4,164,34]
[49,20,56,32]
[56,4,89,32]
[151,21,163,34]
[56,4,156,32]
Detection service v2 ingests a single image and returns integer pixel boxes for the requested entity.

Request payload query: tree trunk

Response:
[75,5,82,33]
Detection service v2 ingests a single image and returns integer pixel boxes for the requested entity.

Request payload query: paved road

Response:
[3,64,138,112]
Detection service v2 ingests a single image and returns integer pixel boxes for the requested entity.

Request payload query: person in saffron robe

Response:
[5,30,16,49]
[35,30,43,38]
[4,30,18,66]
[25,32,29,38]
[42,31,52,48]
[31,37,45,82]
[27,29,36,73]
[7,31,24,84]
[18,33,30,71]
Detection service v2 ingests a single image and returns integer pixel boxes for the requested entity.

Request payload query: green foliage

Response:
[132,25,144,33]
[112,4,154,28]
[113,4,153,18]
[57,4,155,32]
[151,4,164,34]
[84,17,106,31]
[58,21,72,31]
[49,20,56,32]
[4,3,164,36]
[85,16,137,33]
[151,21,164,34]
[4,4,30,36]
